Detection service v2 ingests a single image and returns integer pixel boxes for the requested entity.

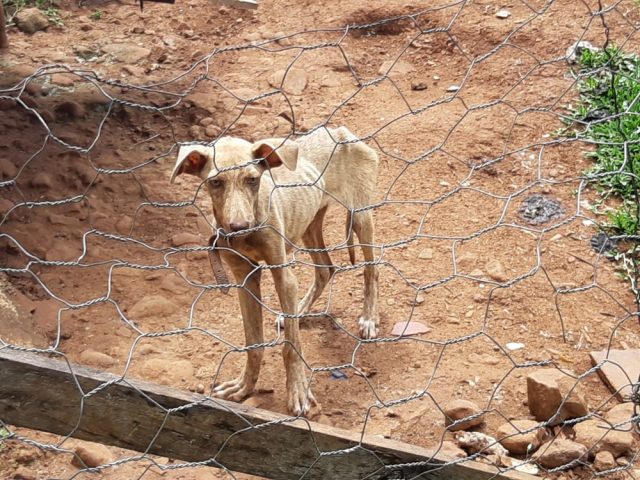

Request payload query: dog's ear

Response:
[170,146,212,183]
[251,138,298,171]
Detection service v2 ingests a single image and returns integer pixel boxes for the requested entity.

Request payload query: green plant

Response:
[2,0,63,25]
[567,45,640,300]
[42,6,63,26]
[89,9,103,20]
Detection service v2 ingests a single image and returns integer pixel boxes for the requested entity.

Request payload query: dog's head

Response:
[170,137,298,233]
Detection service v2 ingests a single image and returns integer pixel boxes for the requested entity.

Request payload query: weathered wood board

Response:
[0,348,536,480]
[590,349,640,401]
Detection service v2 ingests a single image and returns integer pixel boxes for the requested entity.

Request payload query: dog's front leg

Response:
[213,254,263,402]
[270,264,318,417]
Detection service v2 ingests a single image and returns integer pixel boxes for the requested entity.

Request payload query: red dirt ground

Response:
[1,0,640,479]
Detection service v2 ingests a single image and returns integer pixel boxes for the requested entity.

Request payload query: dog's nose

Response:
[229,221,251,232]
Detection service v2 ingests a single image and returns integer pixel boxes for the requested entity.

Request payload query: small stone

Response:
[411,82,428,91]
[115,216,133,235]
[505,342,524,351]
[455,431,509,456]
[14,448,38,465]
[0,158,18,179]
[14,8,49,34]
[440,440,467,460]
[195,383,205,394]
[268,68,308,95]
[79,350,115,368]
[566,41,599,64]
[527,369,588,424]
[171,232,201,246]
[54,101,85,121]
[446,85,460,92]
[129,295,179,319]
[189,125,205,141]
[418,248,433,260]
[378,60,415,76]
[495,9,511,19]
[444,399,484,431]
[593,450,616,472]
[534,439,587,469]
[12,468,36,480]
[199,117,214,127]
[29,172,54,189]
[71,442,114,468]
[101,43,151,64]
[497,420,546,455]
[205,125,221,138]
[573,419,633,457]
[50,74,76,87]
[485,259,508,282]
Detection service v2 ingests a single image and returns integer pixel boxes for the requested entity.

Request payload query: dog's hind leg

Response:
[353,209,380,339]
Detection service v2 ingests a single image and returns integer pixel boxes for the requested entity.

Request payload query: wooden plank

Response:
[0,3,8,49]
[211,0,258,10]
[590,349,640,401]
[0,348,536,480]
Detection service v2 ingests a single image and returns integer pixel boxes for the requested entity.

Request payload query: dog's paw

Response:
[358,316,378,339]
[287,375,319,417]
[212,377,255,402]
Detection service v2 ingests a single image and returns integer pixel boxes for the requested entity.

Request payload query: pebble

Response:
[496,420,546,455]
[29,172,54,189]
[495,9,511,19]
[444,399,484,431]
[79,350,116,368]
[71,442,114,468]
[505,342,524,351]
[418,248,433,260]
[128,295,179,319]
[485,259,508,282]
[534,439,587,468]
[12,468,36,480]
[593,450,616,472]
[446,85,460,92]
[199,117,214,127]
[171,232,201,247]
[268,68,308,95]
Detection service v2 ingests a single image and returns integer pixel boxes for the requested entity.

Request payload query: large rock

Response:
[14,8,49,34]
[573,418,634,457]
[526,369,588,424]
[534,439,587,468]
[496,420,546,455]
[71,442,113,468]
[444,399,484,431]
[102,43,151,64]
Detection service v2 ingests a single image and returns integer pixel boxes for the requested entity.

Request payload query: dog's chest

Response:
[261,162,325,243]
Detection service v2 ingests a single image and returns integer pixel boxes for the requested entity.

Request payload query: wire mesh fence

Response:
[1,0,640,479]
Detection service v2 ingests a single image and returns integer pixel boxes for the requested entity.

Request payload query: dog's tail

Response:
[346,211,356,265]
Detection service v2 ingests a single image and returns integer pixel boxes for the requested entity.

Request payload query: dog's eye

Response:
[246,177,260,187]
[208,178,223,188]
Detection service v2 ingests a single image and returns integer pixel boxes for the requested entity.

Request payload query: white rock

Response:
[495,9,511,19]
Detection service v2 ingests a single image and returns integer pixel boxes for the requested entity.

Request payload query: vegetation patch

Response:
[567,45,640,299]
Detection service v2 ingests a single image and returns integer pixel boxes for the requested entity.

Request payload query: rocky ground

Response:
[1,0,640,479]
